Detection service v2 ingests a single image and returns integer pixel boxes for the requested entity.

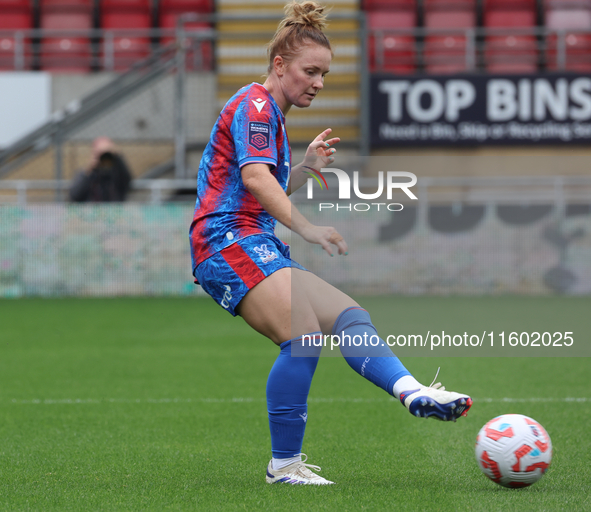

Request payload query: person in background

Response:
[70,137,132,202]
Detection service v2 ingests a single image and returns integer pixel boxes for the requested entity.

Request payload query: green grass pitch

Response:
[1,296,589,511]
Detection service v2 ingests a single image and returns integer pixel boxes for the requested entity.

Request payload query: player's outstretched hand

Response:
[301,224,348,257]
[302,128,340,172]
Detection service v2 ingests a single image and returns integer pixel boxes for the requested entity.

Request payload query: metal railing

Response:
[3,175,591,206]
[370,26,591,72]
[2,24,589,73]
[0,179,196,205]
[0,27,215,72]
[291,174,591,206]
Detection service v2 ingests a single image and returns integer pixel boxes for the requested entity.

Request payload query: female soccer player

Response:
[190,0,472,485]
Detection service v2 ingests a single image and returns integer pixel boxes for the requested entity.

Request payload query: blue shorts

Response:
[194,233,307,316]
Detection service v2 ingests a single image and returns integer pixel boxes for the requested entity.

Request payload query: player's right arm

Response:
[241,163,348,256]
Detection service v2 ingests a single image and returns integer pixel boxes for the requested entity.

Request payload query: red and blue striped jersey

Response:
[190,83,291,269]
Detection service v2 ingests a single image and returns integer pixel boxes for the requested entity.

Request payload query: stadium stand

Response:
[2,0,590,75]
[40,0,93,71]
[0,0,33,70]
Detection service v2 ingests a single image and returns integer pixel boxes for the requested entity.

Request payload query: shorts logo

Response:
[221,284,232,309]
[253,244,277,264]
[249,122,270,150]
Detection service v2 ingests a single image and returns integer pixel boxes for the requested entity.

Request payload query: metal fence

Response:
[289,171,591,297]
[0,25,215,72]
[2,174,591,297]
[1,25,589,74]
[0,179,196,205]
[370,26,591,73]
[3,174,591,207]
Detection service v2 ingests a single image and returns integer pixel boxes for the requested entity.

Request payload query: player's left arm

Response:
[242,163,348,256]
[287,128,340,196]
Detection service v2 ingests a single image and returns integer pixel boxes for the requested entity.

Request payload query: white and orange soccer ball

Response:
[475,414,552,488]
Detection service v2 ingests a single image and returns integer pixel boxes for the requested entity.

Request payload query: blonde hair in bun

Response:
[267,1,332,73]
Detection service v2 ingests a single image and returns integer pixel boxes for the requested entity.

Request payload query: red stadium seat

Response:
[41,11,91,26]
[484,0,537,8]
[159,15,210,39]
[0,0,33,70]
[102,11,151,29]
[367,10,417,73]
[546,32,591,71]
[0,9,33,70]
[159,0,213,10]
[484,9,537,27]
[424,35,468,73]
[424,0,476,9]
[40,0,93,7]
[40,9,92,71]
[158,0,214,42]
[101,11,152,70]
[375,35,416,73]
[424,10,476,28]
[546,8,591,28]
[485,35,538,73]
[367,10,417,29]
[158,0,213,40]
[0,12,31,30]
[100,0,150,10]
[483,2,538,71]
[159,12,213,70]
[363,0,416,11]
[544,0,591,7]
[41,37,92,71]
[0,0,32,6]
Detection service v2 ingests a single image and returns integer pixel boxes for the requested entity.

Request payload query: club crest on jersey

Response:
[252,97,267,113]
[253,244,277,264]
[249,122,270,150]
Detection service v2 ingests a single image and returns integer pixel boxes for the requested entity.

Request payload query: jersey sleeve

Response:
[231,95,279,170]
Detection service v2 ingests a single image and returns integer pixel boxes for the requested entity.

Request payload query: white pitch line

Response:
[6,397,590,405]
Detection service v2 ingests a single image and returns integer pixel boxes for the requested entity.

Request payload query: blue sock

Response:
[333,307,411,396]
[266,334,321,459]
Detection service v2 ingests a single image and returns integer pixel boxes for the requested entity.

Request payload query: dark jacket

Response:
[69,152,132,202]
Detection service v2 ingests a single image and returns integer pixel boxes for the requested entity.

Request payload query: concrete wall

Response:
[51,72,218,144]
[369,146,591,178]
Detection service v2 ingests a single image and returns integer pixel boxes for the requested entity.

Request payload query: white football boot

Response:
[400,368,473,422]
[265,454,335,485]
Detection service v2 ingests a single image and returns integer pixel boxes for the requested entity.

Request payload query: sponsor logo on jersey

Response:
[252,97,267,113]
[253,244,277,264]
[249,122,270,150]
